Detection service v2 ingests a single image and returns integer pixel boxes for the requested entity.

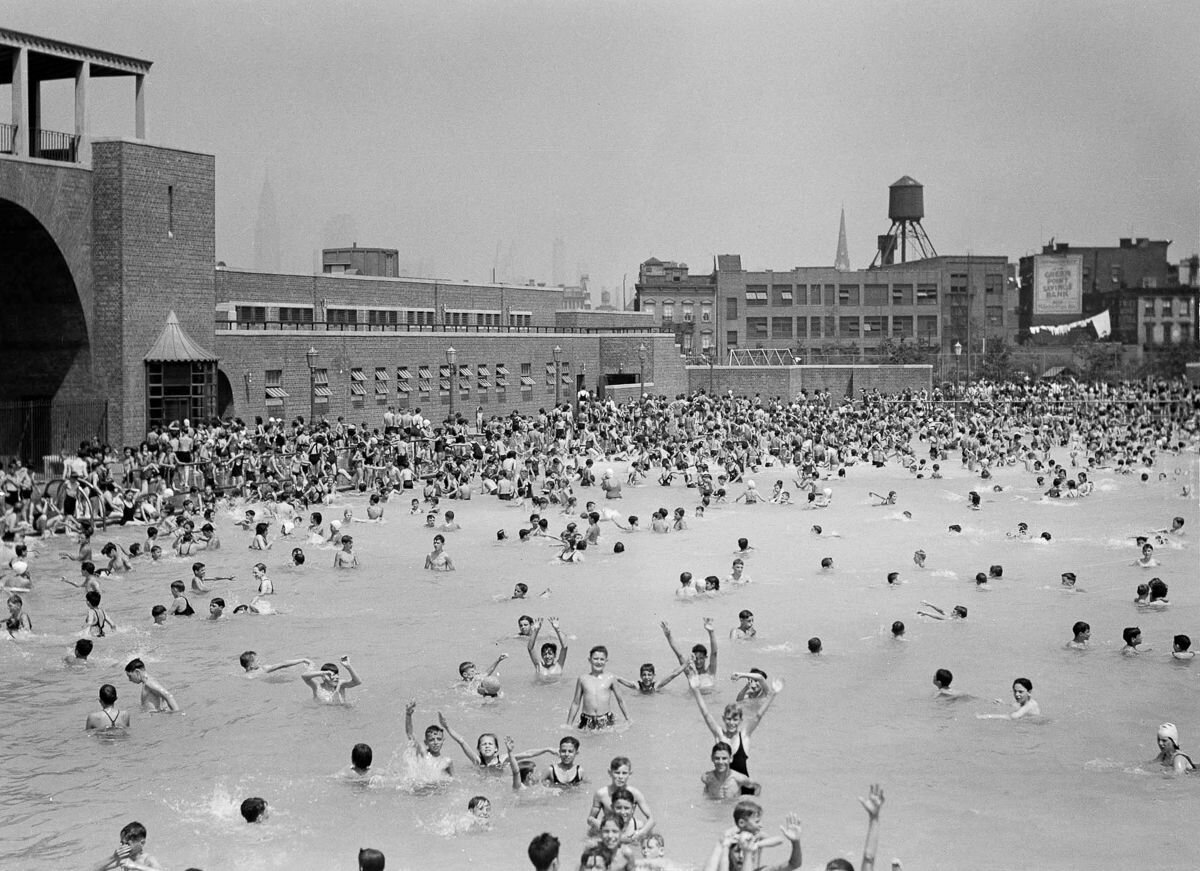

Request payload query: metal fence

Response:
[0,400,108,477]
[217,320,670,335]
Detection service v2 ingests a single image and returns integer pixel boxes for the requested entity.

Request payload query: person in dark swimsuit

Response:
[543,736,584,787]
[85,684,131,730]
[169,581,195,616]
[5,593,32,635]
[84,590,115,637]
[684,660,782,791]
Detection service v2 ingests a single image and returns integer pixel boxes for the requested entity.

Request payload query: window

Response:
[682,301,694,322]
[264,369,286,409]
[662,302,675,321]
[745,285,768,305]
[682,333,693,352]
[891,285,913,306]
[167,185,174,238]
[1144,300,1156,316]
[495,363,509,390]
[773,285,793,306]
[1110,265,1122,286]
[458,364,471,395]
[794,285,809,305]
[917,284,938,305]
[328,308,358,325]
[407,309,435,326]
[727,330,739,347]
[477,364,491,389]
[349,367,367,404]
[985,274,1003,295]
[918,315,938,341]
[771,316,792,339]
[236,306,266,325]
[643,301,656,319]
[892,316,913,338]
[520,363,534,391]
[373,367,389,398]
[396,367,412,397]
[863,315,885,335]
[949,300,968,331]
[279,306,313,324]
[508,313,532,327]
[417,366,432,397]
[949,273,968,296]
[863,284,887,306]
[368,309,399,326]
[700,331,713,351]
[795,317,808,338]
[1161,298,1174,317]
[838,285,860,306]
[823,285,835,306]
[726,297,739,320]
[986,305,1004,327]
[824,316,836,337]
[700,302,713,322]
[746,317,768,340]
[438,364,451,394]
[312,369,331,406]
[840,316,860,336]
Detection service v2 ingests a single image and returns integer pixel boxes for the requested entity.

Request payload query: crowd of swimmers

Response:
[3,375,1196,870]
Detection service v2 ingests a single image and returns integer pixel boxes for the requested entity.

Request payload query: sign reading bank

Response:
[1033,254,1083,316]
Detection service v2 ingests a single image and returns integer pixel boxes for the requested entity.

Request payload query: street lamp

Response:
[953,341,962,395]
[446,346,457,425]
[638,342,648,396]
[552,345,563,408]
[305,347,318,425]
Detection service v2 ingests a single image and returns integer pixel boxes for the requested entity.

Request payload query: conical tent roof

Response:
[144,311,217,362]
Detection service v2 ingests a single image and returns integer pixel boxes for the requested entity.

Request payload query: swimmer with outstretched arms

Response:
[566,644,628,730]
[662,617,718,692]
[977,677,1039,720]
[301,655,362,704]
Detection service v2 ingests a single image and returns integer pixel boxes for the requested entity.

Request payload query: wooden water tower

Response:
[870,175,938,266]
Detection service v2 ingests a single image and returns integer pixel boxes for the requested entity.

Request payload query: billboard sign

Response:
[1033,254,1083,316]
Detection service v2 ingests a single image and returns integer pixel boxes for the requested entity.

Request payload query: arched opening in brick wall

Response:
[0,198,89,402]
[216,370,235,419]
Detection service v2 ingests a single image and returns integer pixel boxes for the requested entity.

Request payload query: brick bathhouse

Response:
[0,28,674,455]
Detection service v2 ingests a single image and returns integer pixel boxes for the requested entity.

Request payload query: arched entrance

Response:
[0,197,96,463]
[217,370,236,420]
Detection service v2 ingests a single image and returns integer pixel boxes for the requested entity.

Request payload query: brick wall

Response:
[554,310,654,329]
[92,140,217,445]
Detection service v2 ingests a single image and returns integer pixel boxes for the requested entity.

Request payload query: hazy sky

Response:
[7,1,1200,299]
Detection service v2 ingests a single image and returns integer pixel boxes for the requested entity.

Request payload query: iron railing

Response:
[32,127,79,162]
[217,320,670,335]
[0,399,108,476]
[0,123,15,155]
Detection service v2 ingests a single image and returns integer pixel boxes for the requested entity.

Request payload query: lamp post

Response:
[552,345,562,408]
[446,346,457,425]
[305,347,318,425]
[953,340,962,396]
[638,342,647,396]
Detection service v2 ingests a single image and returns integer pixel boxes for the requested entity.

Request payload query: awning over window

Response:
[313,386,332,398]
[418,367,432,379]
[396,382,412,393]
[520,375,536,387]
[350,370,367,381]
[350,382,367,395]
[375,370,390,381]
[496,365,509,376]
[265,386,289,399]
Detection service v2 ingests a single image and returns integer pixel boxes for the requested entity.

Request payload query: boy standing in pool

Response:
[567,645,628,729]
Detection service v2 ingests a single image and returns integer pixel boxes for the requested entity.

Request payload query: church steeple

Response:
[834,206,851,271]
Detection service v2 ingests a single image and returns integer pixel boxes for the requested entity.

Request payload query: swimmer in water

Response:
[460,654,507,697]
[404,700,453,777]
[1067,621,1090,649]
[123,659,180,713]
[300,656,362,704]
[932,668,964,699]
[1173,634,1195,661]
[239,650,311,677]
[1121,626,1146,655]
[1151,723,1195,774]
[726,558,751,585]
[913,549,926,568]
[616,661,686,694]
[917,602,967,621]
[85,683,131,730]
[703,741,761,798]
[5,593,32,636]
[977,677,1040,720]
[424,534,455,571]
[662,618,718,691]
[566,644,628,730]
[333,535,359,569]
[526,617,568,679]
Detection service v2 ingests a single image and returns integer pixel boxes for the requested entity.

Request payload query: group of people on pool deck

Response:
[13,374,1194,871]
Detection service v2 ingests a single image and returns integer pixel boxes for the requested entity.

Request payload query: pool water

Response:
[2,449,1198,871]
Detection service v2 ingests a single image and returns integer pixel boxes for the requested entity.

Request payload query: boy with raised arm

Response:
[616,661,686,694]
[685,660,781,785]
[566,645,628,730]
[404,699,453,777]
[662,617,718,691]
[300,655,362,704]
[527,616,568,680]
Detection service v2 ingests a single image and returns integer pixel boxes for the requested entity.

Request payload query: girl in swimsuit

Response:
[85,684,131,730]
[84,590,116,637]
[5,593,32,636]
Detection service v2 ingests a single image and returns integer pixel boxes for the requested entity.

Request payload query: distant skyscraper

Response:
[253,171,281,273]
[552,237,566,286]
[834,206,851,271]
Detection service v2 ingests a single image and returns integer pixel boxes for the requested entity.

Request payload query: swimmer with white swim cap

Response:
[1153,723,1196,773]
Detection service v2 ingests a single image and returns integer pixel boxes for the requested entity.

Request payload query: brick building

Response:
[0,29,675,460]
[1018,238,1198,347]
[635,252,1015,364]
[322,245,399,277]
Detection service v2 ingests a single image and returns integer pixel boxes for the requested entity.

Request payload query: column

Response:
[11,46,28,157]
[75,60,90,164]
[135,73,146,139]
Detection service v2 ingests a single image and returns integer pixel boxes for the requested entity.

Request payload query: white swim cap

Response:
[11,560,28,574]
[746,479,756,488]
[1158,723,1179,746]
[823,487,832,496]
[330,520,341,531]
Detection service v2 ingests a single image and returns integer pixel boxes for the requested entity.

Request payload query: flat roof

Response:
[0,28,152,82]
